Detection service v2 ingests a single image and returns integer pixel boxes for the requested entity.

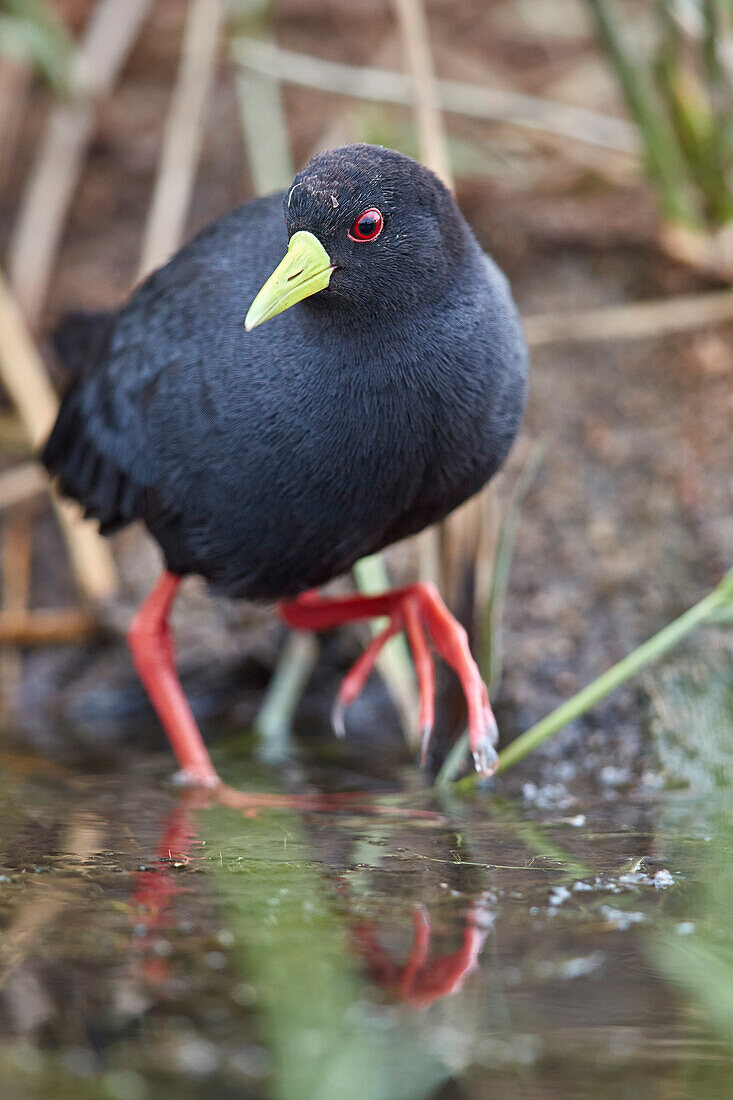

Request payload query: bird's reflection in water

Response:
[130,795,493,1008]
[129,804,196,984]
[349,899,492,1009]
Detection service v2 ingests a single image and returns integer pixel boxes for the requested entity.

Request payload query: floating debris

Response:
[600,906,646,931]
[535,951,606,980]
[675,921,696,935]
[549,885,572,907]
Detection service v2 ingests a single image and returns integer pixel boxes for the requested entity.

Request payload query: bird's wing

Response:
[43,193,287,536]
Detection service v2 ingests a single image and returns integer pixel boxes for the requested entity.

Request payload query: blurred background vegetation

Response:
[587,0,733,274]
[0,0,72,90]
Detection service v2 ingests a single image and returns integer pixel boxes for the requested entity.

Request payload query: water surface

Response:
[0,750,732,1099]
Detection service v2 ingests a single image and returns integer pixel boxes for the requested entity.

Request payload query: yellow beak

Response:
[245,231,333,331]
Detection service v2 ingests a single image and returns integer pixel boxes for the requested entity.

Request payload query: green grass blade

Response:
[453,568,733,791]
[0,0,72,91]
[436,442,545,786]
[584,0,700,224]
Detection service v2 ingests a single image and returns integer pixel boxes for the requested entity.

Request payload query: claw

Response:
[331,697,347,739]
[419,723,433,767]
[403,596,435,760]
[472,740,498,778]
[483,704,499,747]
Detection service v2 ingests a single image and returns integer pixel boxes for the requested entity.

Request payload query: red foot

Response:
[128,572,220,789]
[280,582,498,776]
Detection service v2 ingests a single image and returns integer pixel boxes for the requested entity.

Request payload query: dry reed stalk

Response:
[0,414,30,454]
[232,40,640,155]
[393,0,452,185]
[0,463,47,511]
[524,287,733,346]
[235,64,294,195]
[8,0,152,327]
[231,0,294,196]
[0,607,97,646]
[0,59,37,662]
[0,270,116,600]
[0,1,152,628]
[0,503,33,714]
[394,0,449,593]
[0,58,32,195]
[137,0,226,281]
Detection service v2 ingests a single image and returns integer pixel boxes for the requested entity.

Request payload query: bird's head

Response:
[244,144,475,331]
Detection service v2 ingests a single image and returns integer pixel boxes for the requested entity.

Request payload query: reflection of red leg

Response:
[281,583,498,775]
[351,923,402,987]
[350,903,489,1010]
[131,805,195,924]
[130,805,197,983]
[407,913,486,1008]
[399,906,432,998]
[128,572,219,788]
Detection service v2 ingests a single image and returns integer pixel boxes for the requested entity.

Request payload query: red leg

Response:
[417,584,499,775]
[402,597,435,765]
[280,582,498,776]
[127,572,220,788]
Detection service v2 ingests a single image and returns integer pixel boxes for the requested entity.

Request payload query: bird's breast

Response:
[170,280,525,597]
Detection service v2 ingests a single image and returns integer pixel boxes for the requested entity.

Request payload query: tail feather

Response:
[42,385,142,535]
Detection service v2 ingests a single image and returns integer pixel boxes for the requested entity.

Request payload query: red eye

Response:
[348,208,383,242]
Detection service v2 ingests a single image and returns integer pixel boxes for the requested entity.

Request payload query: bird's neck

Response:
[302,238,487,341]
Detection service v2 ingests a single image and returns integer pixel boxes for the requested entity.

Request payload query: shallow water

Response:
[1,748,732,1100]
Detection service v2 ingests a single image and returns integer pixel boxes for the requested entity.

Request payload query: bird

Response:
[43,143,528,788]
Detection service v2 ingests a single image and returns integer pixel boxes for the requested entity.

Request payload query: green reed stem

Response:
[585,0,699,225]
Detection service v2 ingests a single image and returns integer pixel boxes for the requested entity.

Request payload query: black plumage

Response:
[43,144,527,602]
